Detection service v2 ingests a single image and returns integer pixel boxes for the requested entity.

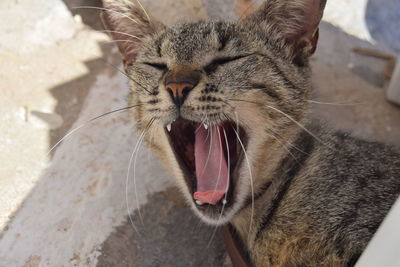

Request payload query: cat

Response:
[101,0,400,266]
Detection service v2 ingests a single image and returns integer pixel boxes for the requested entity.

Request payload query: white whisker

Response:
[232,119,254,243]
[126,119,154,233]
[235,112,240,156]
[268,128,309,156]
[215,127,223,194]
[209,127,224,226]
[308,99,362,106]
[229,98,332,149]
[72,6,139,24]
[101,30,141,40]
[135,0,151,21]
[202,124,215,216]
[262,103,332,149]
[47,105,142,156]
[47,125,85,156]
[200,123,213,178]
[126,138,142,235]
[207,129,231,248]
[104,39,138,44]
[132,127,148,225]
[265,130,299,164]
[222,129,231,196]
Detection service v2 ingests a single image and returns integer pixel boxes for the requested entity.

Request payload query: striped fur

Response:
[102,0,400,266]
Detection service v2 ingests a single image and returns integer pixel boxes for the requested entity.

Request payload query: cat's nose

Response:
[164,69,200,108]
[165,83,194,107]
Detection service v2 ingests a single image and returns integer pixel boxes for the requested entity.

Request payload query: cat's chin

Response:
[164,117,247,224]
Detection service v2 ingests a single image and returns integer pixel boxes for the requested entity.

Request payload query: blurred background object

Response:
[386,57,400,105]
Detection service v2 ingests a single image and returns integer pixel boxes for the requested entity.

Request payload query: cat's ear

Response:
[101,0,164,68]
[245,0,326,64]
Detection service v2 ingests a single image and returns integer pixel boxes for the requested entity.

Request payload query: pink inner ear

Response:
[100,11,142,66]
[100,2,163,67]
[287,0,325,55]
[246,0,326,58]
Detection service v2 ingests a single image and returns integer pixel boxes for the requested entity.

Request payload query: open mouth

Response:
[165,117,247,213]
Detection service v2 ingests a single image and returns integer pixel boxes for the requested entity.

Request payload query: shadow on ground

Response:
[49,41,121,153]
[63,0,104,30]
[97,187,227,267]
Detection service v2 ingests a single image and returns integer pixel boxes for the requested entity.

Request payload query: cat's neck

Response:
[231,123,316,247]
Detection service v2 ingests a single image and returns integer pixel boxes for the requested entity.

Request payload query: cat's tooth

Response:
[166,124,172,132]
[204,123,208,130]
[222,199,227,205]
[195,200,204,206]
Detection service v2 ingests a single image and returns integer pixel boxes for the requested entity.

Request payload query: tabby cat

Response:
[101,0,400,266]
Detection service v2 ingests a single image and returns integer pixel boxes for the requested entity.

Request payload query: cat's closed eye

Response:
[142,62,168,71]
[142,55,249,74]
[203,54,250,74]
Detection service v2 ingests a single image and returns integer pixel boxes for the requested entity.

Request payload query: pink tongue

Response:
[194,124,229,205]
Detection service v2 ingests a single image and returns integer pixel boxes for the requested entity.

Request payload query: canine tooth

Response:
[195,200,204,205]
[204,123,208,130]
[222,199,227,205]
[166,124,171,132]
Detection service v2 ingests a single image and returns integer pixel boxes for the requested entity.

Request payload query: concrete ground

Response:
[0,0,399,266]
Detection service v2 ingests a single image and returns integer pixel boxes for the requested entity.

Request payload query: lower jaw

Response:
[190,180,238,225]
[192,204,235,225]
[187,193,233,224]
[190,161,246,223]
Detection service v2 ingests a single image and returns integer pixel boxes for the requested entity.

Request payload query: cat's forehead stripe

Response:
[157,22,235,61]
[154,33,164,58]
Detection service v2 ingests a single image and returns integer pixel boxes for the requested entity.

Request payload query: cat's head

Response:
[102,0,326,225]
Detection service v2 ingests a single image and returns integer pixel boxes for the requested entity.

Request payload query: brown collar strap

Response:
[223,224,254,267]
